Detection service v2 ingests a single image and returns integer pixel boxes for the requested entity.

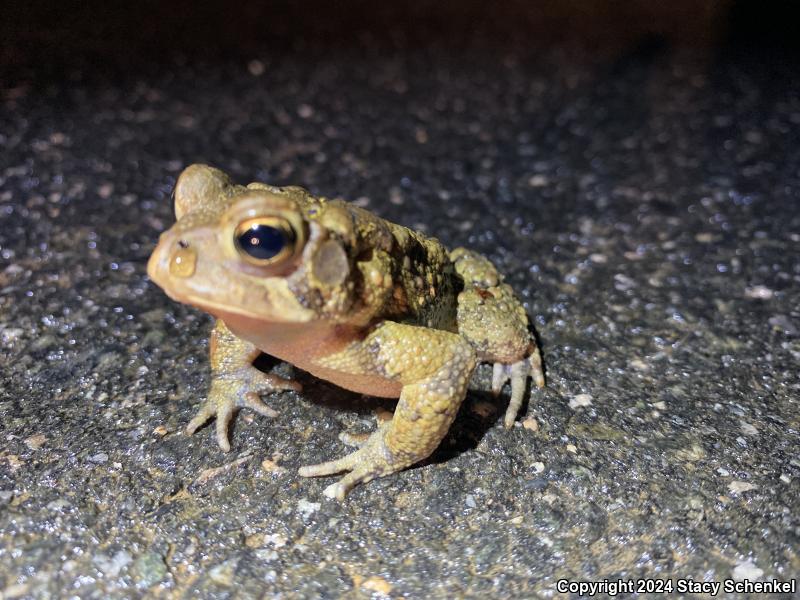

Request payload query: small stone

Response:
[131,552,167,589]
[297,499,321,518]
[532,462,545,473]
[194,456,249,485]
[728,481,757,494]
[780,473,791,484]
[566,444,577,454]
[97,183,114,199]
[247,59,265,76]
[362,576,392,596]
[93,551,132,577]
[24,434,46,450]
[389,187,404,205]
[629,358,649,371]
[675,444,706,462]
[208,559,238,586]
[261,459,287,474]
[744,285,773,299]
[46,498,71,511]
[740,421,758,436]
[0,328,24,343]
[569,393,592,409]
[1,583,30,598]
[528,174,549,187]
[264,533,287,548]
[613,273,637,291]
[465,494,477,508]
[297,104,314,119]
[768,314,797,334]
[589,253,607,264]
[254,549,278,561]
[522,417,539,432]
[373,407,394,423]
[568,422,626,442]
[1,455,22,470]
[89,452,109,463]
[152,426,168,436]
[732,560,764,581]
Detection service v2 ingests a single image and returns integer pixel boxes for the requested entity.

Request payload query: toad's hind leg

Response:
[299,322,477,500]
[492,347,545,427]
[451,247,545,427]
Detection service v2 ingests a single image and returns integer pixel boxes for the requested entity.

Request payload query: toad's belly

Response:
[222,313,404,398]
[292,363,403,398]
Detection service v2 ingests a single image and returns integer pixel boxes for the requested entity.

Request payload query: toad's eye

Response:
[234,217,296,265]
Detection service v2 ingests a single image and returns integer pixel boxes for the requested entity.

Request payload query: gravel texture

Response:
[1,4,799,598]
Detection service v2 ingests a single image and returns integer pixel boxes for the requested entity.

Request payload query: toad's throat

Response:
[218,310,404,398]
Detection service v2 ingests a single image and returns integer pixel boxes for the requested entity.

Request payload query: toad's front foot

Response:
[298,423,407,500]
[186,366,301,452]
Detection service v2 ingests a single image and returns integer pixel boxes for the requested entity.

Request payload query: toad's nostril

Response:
[169,246,197,278]
[178,239,189,249]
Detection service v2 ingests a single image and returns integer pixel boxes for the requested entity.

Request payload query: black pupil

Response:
[238,224,287,260]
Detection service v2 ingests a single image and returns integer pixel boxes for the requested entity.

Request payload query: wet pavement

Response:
[1,4,799,598]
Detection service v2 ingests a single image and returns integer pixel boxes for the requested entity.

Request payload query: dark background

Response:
[2,0,799,78]
[1,1,798,597]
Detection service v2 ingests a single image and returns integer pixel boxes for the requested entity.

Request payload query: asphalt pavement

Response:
[1,4,798,597]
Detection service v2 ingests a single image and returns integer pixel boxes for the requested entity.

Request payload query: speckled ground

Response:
[1,5,799,599]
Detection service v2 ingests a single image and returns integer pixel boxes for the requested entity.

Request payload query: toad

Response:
[147,164,544,499]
